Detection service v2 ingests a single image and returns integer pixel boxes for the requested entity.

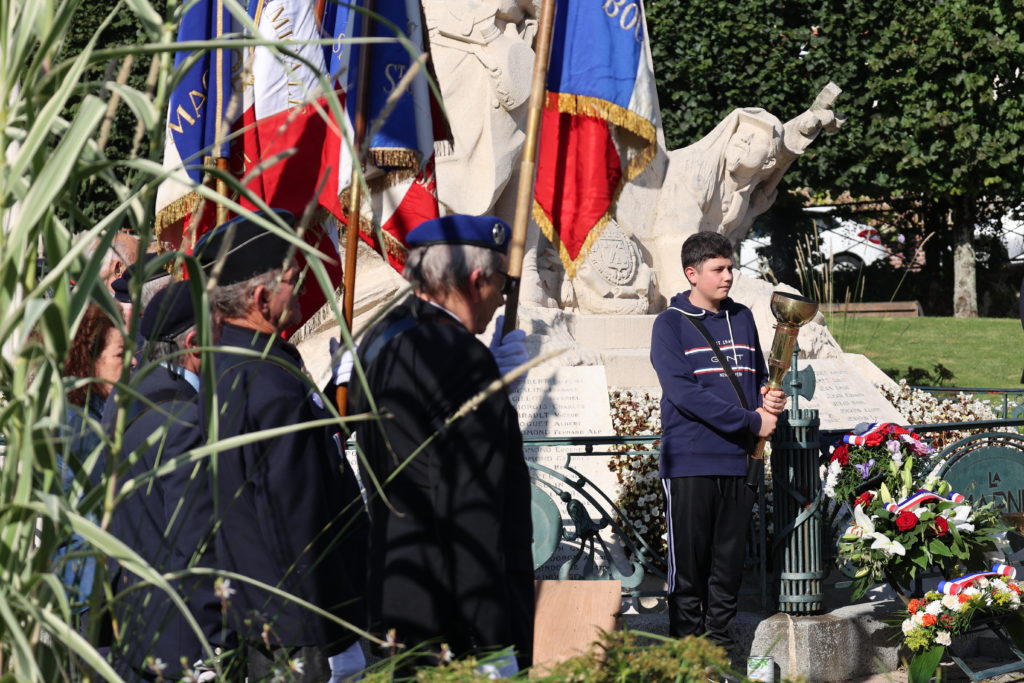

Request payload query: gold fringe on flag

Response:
[154,190,203,237]
[532,201,614,281]
[552,92,657,184]
[368,148,420,172]
[536,93,659,277]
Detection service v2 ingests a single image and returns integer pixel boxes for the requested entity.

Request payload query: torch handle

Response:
[751,436,767,460]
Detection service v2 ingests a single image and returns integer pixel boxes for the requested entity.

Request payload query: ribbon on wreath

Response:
[884,489,966,514]
[938,563,1017,595]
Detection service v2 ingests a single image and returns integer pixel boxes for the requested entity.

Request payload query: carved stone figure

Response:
[643,84,846,298]
[424,0,538,216]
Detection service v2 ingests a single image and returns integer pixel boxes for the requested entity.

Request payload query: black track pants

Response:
[661,475,754,643]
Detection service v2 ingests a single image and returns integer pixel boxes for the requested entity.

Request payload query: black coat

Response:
[107,364,207,681]
[198,324,367,654]
[348,296,534,666]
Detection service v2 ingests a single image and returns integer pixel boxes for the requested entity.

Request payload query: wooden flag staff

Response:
[501,0,557,338]
[336,0,375,415]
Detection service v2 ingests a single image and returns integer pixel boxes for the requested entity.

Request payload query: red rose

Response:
[831,443,850,466]
[933,516,949,537]
[907,598,923,614]
[863,431,885,447]
[895,510,919,531]
[921,613,937,627]
[854,492,874,508]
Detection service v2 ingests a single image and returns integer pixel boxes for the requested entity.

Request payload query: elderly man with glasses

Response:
[345,214,533,676]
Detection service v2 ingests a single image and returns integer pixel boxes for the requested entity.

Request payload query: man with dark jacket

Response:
[108,280,208,680]
[651,231,785,647]
[196,210,368,678]
[347,214,533,675]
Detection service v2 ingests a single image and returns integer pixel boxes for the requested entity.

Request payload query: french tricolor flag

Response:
[155,0,439,330]
[533,0,660,278]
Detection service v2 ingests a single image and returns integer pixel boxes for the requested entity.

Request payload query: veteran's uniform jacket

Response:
[107,364,206,681]
[198,324,367,654]
[348,295,534,666]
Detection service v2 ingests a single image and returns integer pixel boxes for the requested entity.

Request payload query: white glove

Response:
[488,315,529,376]
[476,649,519,679]
[327,640,366,682]
[329,337,356,385]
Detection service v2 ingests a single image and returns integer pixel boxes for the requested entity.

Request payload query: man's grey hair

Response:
[144,325,196,367]
[403,244,502,296]
[208,268,282,319]
[140,274,171,310]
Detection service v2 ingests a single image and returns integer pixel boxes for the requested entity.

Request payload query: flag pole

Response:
[337,0,375,414]
[214,0,229,225]
[502,0,557,337]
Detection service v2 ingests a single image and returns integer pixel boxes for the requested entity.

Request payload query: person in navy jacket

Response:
[194,210,368,679]
[650,231,786,647]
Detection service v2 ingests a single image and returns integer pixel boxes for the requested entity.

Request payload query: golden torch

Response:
[752,291,819,459]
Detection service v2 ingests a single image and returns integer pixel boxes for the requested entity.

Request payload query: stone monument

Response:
[297,3,855,391]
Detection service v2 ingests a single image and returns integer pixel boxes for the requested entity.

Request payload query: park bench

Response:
[819,300,923,317]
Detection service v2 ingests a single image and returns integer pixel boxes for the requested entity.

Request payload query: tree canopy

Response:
[647,0,1024,316]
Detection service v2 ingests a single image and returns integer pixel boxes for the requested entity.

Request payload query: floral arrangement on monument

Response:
[607,391,666,558]
[827,424,1007,600]
[899,565,1024,683]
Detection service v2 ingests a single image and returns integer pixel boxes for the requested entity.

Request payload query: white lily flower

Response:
[853,503,876,535]
[949,505,975,532]
[868,532,906,556]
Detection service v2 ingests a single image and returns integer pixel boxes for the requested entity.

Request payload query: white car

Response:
[737,218,890,279]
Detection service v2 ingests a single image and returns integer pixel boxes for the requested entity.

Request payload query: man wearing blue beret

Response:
[346,214,533,675]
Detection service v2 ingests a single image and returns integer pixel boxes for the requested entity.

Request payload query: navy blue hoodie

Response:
[651,291,768,478]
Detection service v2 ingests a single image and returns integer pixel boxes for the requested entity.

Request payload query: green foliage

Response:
[0,1,363,678]
[58,0,168,230]
[542,631,732,683]
[907,643,945,683]
[647,0,1024,310]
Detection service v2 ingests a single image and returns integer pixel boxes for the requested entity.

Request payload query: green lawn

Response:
[827,315,1023,388]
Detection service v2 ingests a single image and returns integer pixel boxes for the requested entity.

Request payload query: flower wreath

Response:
[899,564,1024,683]
[827,424,1006,600]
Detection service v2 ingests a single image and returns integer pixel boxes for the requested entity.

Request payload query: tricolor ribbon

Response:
[938,563,1017,595]
[884,489,965,514]
[842,423,886,446]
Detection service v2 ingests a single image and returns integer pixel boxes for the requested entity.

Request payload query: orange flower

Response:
[958,594,972,604]
[1010,584,1022,595]
[907,599,923,614]
[922,614,937,627]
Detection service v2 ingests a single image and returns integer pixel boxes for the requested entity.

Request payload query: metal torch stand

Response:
[770,407,825,614]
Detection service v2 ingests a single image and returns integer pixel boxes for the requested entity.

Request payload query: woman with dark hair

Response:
[58,303,126,626]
